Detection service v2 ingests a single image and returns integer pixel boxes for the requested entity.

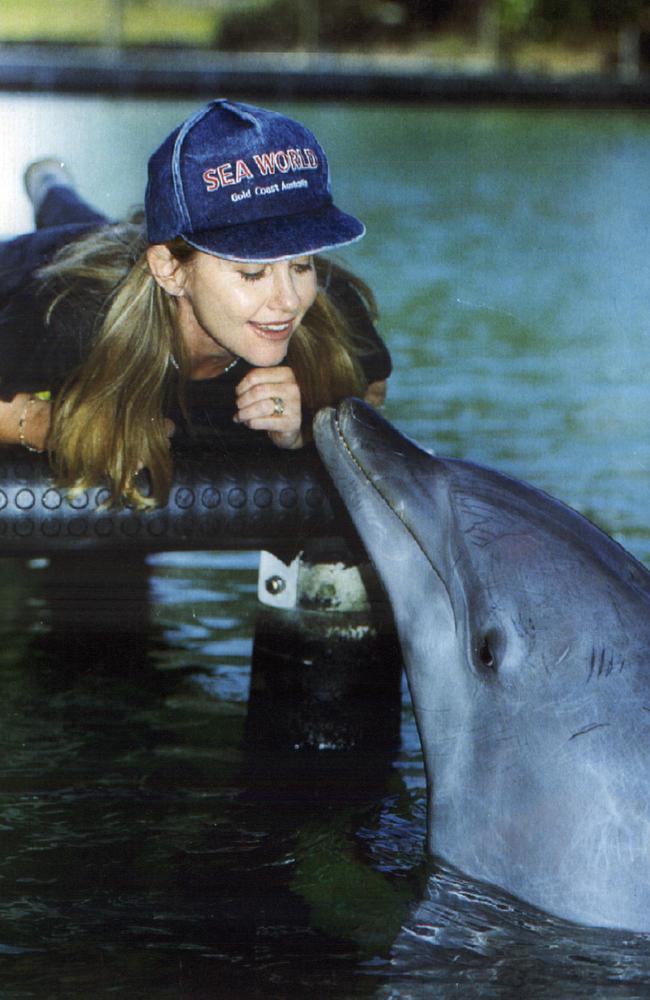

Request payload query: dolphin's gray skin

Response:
[313,398,650,933]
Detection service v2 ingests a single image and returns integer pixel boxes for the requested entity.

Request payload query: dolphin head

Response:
[314,398,650,932]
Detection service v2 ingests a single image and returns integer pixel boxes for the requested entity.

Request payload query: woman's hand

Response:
[234,366,303,449]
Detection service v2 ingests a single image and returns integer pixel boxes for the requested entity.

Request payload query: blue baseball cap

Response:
[145,99,365,262]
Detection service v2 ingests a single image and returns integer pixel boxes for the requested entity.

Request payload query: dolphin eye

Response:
[477,635,497,672]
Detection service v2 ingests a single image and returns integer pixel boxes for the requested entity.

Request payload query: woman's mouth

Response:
[249,319,295,341]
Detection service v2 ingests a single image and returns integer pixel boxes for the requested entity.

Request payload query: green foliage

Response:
[589,0,647,27]
[0,0,221,46]
[498,0,536,33]
[218,0,415,51]
[533,0,647,28]
[0,0,648,50]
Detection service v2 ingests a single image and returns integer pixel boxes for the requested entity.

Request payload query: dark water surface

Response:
[2,96,650,997]
[0,552,425,999]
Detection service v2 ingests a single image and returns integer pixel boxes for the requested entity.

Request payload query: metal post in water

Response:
[246,540,404,752]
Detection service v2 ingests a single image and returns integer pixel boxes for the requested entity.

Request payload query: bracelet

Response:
[18,396,46,454]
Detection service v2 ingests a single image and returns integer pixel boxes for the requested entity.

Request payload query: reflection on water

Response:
[2,97,650,996]
[377,863,650,1000]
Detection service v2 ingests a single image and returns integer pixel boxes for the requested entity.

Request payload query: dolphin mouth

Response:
[314,398,453,603]
[327,403,376,475]
[315,397,429,493]
[314,400,400,499]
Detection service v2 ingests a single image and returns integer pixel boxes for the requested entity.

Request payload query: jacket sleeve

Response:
[0,225,101,401]
[0,283,98,401]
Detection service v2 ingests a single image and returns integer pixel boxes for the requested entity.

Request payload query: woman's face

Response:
[178,250,318,367]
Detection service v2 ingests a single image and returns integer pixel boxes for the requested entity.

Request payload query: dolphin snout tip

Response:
[313,405,335,432]
[314,398,379,445]
[342,397,384,432]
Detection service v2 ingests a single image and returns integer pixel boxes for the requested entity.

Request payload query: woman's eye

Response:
[240,269,266,282]
[292,259,314,275]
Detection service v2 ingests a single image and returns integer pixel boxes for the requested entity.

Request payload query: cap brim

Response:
[181,204,365,262]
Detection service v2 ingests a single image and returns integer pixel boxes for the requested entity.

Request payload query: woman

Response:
[0,99,391,509]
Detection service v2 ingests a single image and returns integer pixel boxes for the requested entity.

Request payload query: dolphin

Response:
[313,398,650,933]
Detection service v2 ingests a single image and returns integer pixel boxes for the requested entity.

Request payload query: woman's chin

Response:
[244,344,290,368]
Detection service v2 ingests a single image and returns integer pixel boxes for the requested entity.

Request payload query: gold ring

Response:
[272,396,285,416]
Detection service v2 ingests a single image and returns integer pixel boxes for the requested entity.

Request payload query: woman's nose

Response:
[268,265,300,312]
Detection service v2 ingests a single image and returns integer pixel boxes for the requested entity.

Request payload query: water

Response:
[2,94,650,997]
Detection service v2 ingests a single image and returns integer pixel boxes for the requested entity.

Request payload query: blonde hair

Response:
[37,225,372,509]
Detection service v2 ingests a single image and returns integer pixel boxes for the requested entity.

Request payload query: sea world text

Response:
[202,147,319,192]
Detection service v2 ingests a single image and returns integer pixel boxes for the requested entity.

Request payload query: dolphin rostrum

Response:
[314,398,650,933]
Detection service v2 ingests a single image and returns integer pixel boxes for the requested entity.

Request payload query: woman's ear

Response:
[146,244,188,296]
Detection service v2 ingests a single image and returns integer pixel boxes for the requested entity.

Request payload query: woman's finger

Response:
[234,366,295,397]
